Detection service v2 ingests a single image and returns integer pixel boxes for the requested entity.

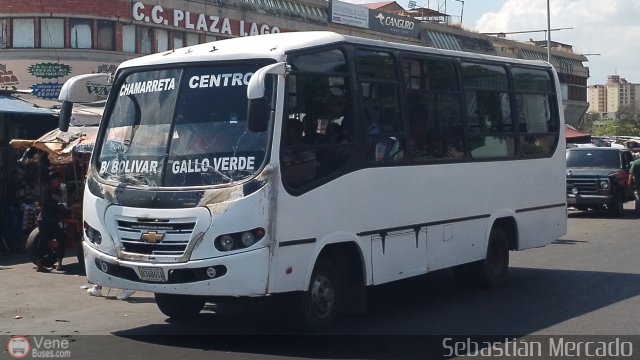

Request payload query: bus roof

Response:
[118,31,552,70]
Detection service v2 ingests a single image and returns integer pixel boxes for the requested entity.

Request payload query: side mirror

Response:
[57,73,112,131]
[246,62,287,133]
[58,101,73,132]
[247,98,268,132]
[246,62,286,100]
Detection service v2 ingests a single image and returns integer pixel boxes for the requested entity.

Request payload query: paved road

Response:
[2,205,640,359]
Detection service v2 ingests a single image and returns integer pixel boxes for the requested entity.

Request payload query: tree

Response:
[592,119,640,137]
[616,105,640,127]
[577,112,599,133]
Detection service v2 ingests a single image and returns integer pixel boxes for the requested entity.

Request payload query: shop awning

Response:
[566,125,591,144]
[0,94,57,115]
[9,126,98,165]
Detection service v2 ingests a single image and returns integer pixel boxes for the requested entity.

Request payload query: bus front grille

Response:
[116,218,196,256]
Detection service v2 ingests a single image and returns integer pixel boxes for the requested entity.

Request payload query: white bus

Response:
[69,31,567,328]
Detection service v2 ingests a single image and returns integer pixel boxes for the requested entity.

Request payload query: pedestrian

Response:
[629,157,640,217]
[87,284,136,300]
[35,171,66,272]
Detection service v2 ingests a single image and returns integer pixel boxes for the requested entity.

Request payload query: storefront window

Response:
[122,25,136,53]
[0,19,7,48]
[12,18,35,48]
[156,29,168,52]
[40,18,64,48]
[186,33,199,46]
[173,32,183,49]
[139,26,152,54]
[97,21,114,50]
[70,19,93,49]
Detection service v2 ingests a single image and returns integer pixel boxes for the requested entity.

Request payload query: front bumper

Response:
[566,194,613,206]
[84,242,270,296]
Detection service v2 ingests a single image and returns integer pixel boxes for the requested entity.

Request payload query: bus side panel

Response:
[267,231,367,293]
[425,219,488,272]
[517,206,567,250]
[268,241,318,293]
[369,229,427,285]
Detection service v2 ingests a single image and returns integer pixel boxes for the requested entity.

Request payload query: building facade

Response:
[1,0,591,126]
[587,75,640,119]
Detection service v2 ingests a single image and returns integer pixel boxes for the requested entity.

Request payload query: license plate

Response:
[567,197,576,204]
[138,267,165,282]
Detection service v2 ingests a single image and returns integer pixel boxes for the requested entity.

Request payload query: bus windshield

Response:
[96,64,271,187]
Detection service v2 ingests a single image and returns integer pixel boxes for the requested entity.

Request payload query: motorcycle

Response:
[24,223,84,270]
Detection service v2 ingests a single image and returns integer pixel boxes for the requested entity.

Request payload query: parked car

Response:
[566,147,635,217]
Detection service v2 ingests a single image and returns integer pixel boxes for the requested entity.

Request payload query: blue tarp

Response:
[0,95,57,115]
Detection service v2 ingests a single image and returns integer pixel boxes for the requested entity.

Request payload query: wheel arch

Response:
[491,215,518,251]
[304,235,368,314]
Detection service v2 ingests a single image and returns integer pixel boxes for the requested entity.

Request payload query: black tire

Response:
[25,228,57,268]
[154,293,205,320]
[453,227,510,289]
[607,194,624,218]
[288,257,341,330]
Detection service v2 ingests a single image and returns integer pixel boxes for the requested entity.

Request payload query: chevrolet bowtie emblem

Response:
[141,231,164,243]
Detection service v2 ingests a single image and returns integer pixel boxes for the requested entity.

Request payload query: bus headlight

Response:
[219,235,235,252]
[240,232,256,247]
[83,221,102,245]
[214,228,265,252]
[599,180,609,189]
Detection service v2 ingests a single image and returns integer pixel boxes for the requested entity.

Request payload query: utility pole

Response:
[547,0,551,62]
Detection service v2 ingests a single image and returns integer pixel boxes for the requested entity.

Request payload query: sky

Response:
[350,0,640,85]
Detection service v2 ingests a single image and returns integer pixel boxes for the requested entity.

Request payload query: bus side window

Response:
[283,48,353,190]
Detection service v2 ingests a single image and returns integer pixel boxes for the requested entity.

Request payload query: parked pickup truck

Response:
[566,147,635,217]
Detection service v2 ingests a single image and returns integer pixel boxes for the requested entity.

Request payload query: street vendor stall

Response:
[9,125,98,267]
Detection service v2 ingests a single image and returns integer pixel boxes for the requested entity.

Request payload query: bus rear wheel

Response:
[154,293,205,320]
[454,226,509,288]
[288,257,341,330]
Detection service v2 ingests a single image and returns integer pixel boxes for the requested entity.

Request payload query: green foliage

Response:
[592,119,640,137]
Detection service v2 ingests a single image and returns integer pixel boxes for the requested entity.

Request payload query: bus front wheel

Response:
[288,257,341,330]
[154,293,205,320]
[454,226,509,289]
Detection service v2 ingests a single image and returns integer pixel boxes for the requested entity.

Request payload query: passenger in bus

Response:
[284,118,304,145]
[326,92,347,120]
[425,131,464,159]
[363,98,381,138]
[318,122,351,172]
[408,103,429,151]
[186,124,233,154]
[210,128,234,153]
[302,115,320,144]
